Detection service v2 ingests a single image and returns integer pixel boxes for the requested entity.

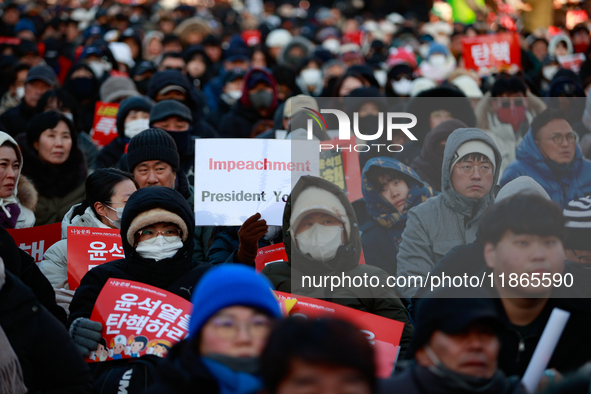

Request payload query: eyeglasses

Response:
[209,316,272,340]
[540,133,577,145]
[500,98,524,108]
[455,163,493,176]
[573,250,591,264]
[137,226,181,242]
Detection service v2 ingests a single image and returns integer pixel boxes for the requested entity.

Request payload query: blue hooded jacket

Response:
[500,128,591,209]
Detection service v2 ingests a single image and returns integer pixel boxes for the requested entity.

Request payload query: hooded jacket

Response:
[500,128,591,209]
[0,132,37,229]
[261,176,414,356]
[68,187,211,326]
[396,128,502,299]
[218,68,279,139]
[360,157,434,275]
[278,37,315,69]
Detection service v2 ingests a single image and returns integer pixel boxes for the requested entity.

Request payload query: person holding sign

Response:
[261,175,414,357]
[146,264,281,394]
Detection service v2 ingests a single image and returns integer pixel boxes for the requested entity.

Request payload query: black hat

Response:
[126,128,180,172]
[407,287,505,357]
[149,100,192,126]
[25,64,57,86]
[133,60,157,77]
[224,67,246,84]
[563,197,591,251]
[116,96,155,137]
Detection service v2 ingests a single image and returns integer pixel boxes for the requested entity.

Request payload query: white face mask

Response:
[429,54,447,67]
[296,223,343,262]
[103,204,123,229]
[392,78,412,95]
[543,65,559,81]
[419,44,431,59]
[374,69,388,88]
[227,90,243,100]
[300,68,323,88]
[124,118,150,139]
[135,235,183,261]
[16,86,24,99]
[88,61,110,79]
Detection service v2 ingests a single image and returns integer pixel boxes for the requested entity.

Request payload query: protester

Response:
[562,196,591,298]
[0,62,29,115]
[16,110,87,225]
[147,264,282,394]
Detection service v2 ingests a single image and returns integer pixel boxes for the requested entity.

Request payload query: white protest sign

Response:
[194,139,319,226]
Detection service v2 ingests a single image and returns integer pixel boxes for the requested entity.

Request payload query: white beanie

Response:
[409,77,437,97]
[290,186,351,239]
[451,140,496,171]
[265,29,293,48]
[452,75,483,98]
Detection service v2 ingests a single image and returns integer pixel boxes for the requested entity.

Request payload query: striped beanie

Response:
[563,196,591,251]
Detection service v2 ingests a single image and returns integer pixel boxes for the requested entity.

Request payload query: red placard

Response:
[91,101,120,148]
[558,53,586,73]
[566,10,588,31]
[255,243,288,273]
[462,33,521,73]
[85,279,193,363]
[320,139,363,203]
[276,291,404,377]
[67,227,124,291]
[6,223,62,263]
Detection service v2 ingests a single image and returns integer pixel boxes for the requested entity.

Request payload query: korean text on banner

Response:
[6,222,62,263]
[320,139,363,202]
[194,139,319,226]
[462,33,521,73]
[91,101,120,148]
[85,279,193,363]
[275,291,404,378]
[67,227,124,291]
[255,243,288,273]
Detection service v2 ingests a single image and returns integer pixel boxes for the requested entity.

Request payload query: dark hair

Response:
[71,168,138,218]
[7,62,31,87]
[260,318,376,394]
[133,336,148,347]
[160,51,184,63]
[332,71,369,97]
[479,194,565,246]
[25,110,77,149]
[491,75,527,97]
[98,338,107,348]
[36,89,82,131]
[531,108,570,140]
[161,34,181,47]
[365,166,413,191]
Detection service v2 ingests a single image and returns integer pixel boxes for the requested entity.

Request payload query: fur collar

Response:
[15,134,87,198]
[16,176,37,211]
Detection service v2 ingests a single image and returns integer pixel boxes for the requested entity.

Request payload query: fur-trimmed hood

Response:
[16,176,37,211]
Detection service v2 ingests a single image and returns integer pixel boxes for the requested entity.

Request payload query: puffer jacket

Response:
[261,176,414,356]
[396,128,502,299]
[500,127,591,209]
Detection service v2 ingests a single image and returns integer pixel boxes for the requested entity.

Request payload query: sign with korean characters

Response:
[275,291,403,378]
[67,227,125,290]
[91,101,120,148]
[6,222,62,263]
[462,33,521,73]
[85,279,193,363]
[319,139,363,202]
[194,139,319,226]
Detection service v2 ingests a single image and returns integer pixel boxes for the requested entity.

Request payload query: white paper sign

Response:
[194,139,320,226]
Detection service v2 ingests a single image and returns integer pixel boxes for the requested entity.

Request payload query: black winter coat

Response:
[0,271,94,393]
[207,226,283,265]
[96,136,127,169]
[0,102,37,137]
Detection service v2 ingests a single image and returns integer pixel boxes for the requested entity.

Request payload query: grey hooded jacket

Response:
[396,128,502,298]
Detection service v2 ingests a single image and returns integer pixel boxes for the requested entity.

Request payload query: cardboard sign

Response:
[255,243,288,273]
[558,53,586,73]
[86,279,193,363]
[275,291,404,377]
[6,223,62,263]
[194,139,319,226]
[91,101,120,148]
[462,33,521,72]
[66,227,124,291]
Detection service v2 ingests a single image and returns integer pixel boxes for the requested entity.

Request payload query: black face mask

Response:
[70,77,96,100]
[165,128,191,154]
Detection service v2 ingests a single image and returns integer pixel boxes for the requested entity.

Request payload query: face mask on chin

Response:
[124,118,150,139]
[135,235,183,261]
[295,222,343,262]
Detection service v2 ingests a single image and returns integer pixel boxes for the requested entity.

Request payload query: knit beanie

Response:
[116,96,155,137]
[450,140,496,171]
[126,128,180,172]
[149,100,192,126]
[290,186,351,239]
[187,265,281,338]
[563,196,591,251]
[26,111,77,150]
[100,76,140,103]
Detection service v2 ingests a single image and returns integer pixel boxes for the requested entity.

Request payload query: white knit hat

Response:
[452,75,483,98]
[451,140,496,171]
[265,29,293,48]
[290,186,350,239]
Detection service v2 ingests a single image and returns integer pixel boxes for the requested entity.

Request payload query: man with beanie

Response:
[396,128,502,299]
[147,264,281,394]
[96,95,155,169]
[380,288,526,394]
[99,76,141,103]
[149,100,196,184]
[564,196,591,298]
[0,64,57,137]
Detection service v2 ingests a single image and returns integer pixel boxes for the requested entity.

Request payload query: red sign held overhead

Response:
[67,227,124,290]
[462,33,521,73]
[91,101,120,148]
[85,279,193,363]
[6,223,62,263]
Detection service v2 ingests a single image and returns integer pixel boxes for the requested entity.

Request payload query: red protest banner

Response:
[320,139,363,202]
[67,227,124,291]
[462,33,521,73]
[91,101,119,148]
[6,223,62,263]
[275,291,404,377]
[86,279,193,363]
[255,243,288,273]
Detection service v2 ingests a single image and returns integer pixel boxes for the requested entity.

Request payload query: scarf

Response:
[202,355,262,394]
[0,259,28,394]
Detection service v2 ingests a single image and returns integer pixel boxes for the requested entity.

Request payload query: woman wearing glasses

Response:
[147,264,281,394]
[501,109,591,209]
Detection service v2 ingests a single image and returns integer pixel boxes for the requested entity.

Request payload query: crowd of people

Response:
[1,0,591,393]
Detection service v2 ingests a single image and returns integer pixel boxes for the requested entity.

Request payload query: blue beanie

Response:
[188,265,281,338]
[428,43,449,58]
